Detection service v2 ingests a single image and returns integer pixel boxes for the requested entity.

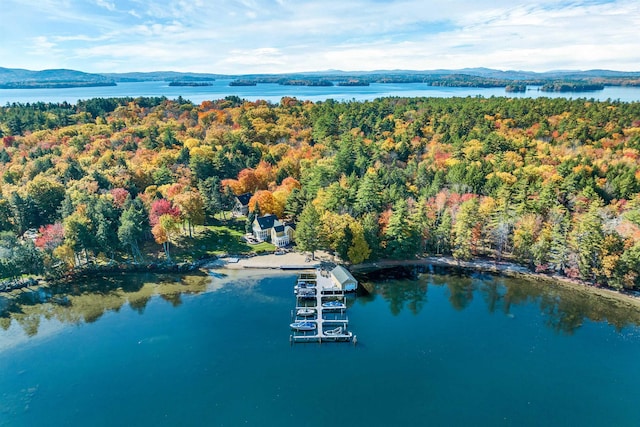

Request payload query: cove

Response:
[1,269,639,427]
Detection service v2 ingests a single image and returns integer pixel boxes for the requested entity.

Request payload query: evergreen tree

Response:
[384,200,420,259]
[362,212,381,260]
[354,170,382,216]
[453,198,479,260]
[570,200,604,281]
[435,210,452,255]
[295,203,323,260]
[547,207,571,274]
[118,198,149,262]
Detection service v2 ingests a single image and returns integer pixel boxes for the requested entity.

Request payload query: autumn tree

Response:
[152,214,180,262]
[173,190,205,237]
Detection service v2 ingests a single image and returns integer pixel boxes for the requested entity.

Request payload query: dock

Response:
[289,269,356,344]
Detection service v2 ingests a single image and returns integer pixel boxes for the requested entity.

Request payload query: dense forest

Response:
[1,95,640,290]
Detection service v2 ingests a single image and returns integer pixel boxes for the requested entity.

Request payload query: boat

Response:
[296,308,315,317]
[321,300,346,309]
[295,280,316,288]
[324,326,343,336]
[290,321,316,331]
[295,288,316,298]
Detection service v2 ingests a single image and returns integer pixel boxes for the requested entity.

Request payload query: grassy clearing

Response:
[169,217,275,262]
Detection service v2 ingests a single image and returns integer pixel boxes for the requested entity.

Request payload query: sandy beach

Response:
[207,250,334,270]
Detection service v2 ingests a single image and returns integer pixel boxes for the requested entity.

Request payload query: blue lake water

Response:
[1,270,639,427]
[2,80,640,104]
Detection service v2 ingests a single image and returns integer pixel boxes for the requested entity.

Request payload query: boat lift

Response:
[290,269,356,344]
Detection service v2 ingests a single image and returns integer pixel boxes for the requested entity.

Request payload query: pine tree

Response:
[570,200,604,281]
[453,198,479,260]
[354,171,382,216]
[384,200,420,259]
[295,203,323,260]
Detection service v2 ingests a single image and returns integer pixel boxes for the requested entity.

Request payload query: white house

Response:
[253,214,293,247]
[232,193,252,217]
[330,266,358,291]
[271,223,294,247]
[253,214,276,241]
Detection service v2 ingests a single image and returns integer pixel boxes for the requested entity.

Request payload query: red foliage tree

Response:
[110,188,130,209]
[35,223,65,251]
[149,199,181,226]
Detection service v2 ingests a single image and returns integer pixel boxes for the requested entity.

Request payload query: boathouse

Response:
[330,266,358,291]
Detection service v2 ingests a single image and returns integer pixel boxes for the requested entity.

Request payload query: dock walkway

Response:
[290,269,356,344]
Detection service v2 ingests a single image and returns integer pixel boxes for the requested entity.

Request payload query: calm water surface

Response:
[2,80,640,104]
[1,270,639,427]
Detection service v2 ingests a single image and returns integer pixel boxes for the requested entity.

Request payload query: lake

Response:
[1,268,639,427]
[2,80,640,105]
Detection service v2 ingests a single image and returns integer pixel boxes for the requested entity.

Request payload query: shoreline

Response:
[350,256,640,309]
[3,252,639,309]
[210,252,640,309]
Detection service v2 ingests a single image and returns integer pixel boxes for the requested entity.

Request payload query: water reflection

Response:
[358,267,640,334]
[0,272,211,338]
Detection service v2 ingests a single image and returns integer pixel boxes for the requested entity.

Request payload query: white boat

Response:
[296,308,316,317]
[290,321,316,331]
[321,300,346,310]
[324,326,343,336]
[295,288,316,298]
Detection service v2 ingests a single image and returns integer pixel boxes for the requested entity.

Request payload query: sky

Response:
[1,0,639,74]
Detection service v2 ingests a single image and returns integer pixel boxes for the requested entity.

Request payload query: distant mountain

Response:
[2,66,640,90]
[0,67,115,88]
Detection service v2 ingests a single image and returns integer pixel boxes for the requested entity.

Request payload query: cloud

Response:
[95,0,116,12]
[2,0,640,73]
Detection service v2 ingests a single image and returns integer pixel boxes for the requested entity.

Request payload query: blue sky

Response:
[1,0,638,73]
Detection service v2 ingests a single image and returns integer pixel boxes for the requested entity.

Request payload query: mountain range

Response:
[1,66,640,89]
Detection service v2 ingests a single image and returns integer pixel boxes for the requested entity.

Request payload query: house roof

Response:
[236,193,252,206]
[331,265,357,285]
[273,224,285,232]
[255,214,278,230]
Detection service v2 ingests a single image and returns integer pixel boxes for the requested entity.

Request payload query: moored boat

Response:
[324,326,343,336]
[290,321,317,331]
[295,288,316,298]
[321,300,346,310]
[296,308,315,317]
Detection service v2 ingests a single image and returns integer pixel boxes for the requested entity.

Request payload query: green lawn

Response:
[169,217,275,262]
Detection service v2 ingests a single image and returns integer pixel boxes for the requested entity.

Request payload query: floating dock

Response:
[290,269,356,344]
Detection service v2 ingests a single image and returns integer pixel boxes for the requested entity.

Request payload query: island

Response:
[337,79,370,86]
[280,79,333,87]
[229,80,257,86]
[168,81,214,87]
[505,84,527,93]
[540,82,605,92]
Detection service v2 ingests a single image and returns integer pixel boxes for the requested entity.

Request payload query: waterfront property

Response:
[252,214,294,247]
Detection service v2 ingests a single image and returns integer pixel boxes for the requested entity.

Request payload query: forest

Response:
[1,94,640,290]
